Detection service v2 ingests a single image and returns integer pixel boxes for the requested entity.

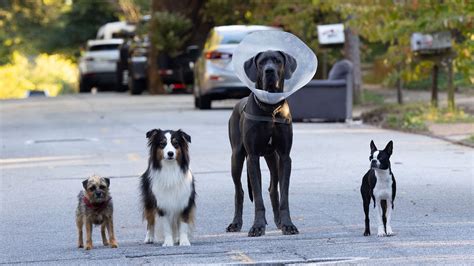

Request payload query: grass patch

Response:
[360,90,384,106]
[404,72,470,91]
[463,135,474,145]
[362,103,474,133]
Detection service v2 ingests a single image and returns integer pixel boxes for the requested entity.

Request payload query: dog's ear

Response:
[384,140,393,156]
[104,177,110,188]
[146,129,161,139]
[82,179,88,189]
[370,140,377,153]
[278,51,297,79]
[177,129,191,143]
[244,52,262,82]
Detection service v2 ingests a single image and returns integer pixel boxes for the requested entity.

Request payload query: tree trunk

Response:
[148,0,204,95]
[344,27,362,104]
[431,64,439,108]
[148,0,165,94]
[396,63,403,104]
[447,57,455,111]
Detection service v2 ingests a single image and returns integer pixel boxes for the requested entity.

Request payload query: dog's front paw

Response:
[162,238,174,247]
[179,238,191,246]
[110,240,118,248]
[248,225,265,237]
[85,244,93,250]
[226,222,242,232]
[363,230,371,236]
[281,224,299,235]
[386,226,394,236]
[377,226,386,237]
[144,232,155,244]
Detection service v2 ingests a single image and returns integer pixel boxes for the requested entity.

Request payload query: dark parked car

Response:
[126,34,198,94]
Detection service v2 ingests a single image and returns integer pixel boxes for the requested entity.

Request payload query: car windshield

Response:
[219,31,255,45]
[88,44,120,51]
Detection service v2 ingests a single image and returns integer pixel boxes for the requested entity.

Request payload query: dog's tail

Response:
[247,170,253,202]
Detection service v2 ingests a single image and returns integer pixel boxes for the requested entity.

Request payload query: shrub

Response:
[0,51,78,99]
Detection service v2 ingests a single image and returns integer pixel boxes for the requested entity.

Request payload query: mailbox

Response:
[317,24,345,45]
[411,31,452,54]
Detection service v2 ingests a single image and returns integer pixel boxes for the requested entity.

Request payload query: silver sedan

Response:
[193,25,280,109]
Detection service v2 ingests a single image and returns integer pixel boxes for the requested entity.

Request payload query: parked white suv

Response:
[78,39,123,92]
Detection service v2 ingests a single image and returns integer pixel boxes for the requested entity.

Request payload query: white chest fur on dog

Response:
[373,168,393,200]
[149,163,193,214]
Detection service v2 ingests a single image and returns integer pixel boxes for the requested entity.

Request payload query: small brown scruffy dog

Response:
[76,175,118,250]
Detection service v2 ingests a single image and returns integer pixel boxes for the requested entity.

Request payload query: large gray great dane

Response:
[226,50,299,237]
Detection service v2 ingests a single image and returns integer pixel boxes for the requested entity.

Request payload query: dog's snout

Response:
[95,191,102,197]
[370,160,378,168]
[265,68,275,74]
[167,151,174,158]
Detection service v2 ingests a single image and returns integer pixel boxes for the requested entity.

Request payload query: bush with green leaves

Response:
[149,11,192,56]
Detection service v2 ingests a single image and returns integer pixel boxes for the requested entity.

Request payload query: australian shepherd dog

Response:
[140,129,195,246]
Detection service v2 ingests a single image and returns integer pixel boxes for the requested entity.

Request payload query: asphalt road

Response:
[1,93,473,264]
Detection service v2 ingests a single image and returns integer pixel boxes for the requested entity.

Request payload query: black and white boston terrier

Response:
[360,140,397,237]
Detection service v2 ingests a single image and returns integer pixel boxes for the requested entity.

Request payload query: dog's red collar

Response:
[83,196,110,211]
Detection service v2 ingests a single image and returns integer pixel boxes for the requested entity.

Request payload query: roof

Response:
[214,25,281,32]
[87,39,124,47]
[96,21,135,39]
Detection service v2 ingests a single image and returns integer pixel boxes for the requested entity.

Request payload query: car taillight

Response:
[209,75,223,81]
[159,69,173,75]
[205,51,232,60]
[170,83,185,89]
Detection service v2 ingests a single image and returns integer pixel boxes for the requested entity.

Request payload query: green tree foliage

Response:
[149,11,192,56]
[44,0,119,56]
[337,2,473,85]
[0,0,64,64]
[0,0,119,63]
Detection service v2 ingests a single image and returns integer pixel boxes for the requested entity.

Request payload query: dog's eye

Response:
[99,185,106,190]
[160,141,166,148]
[171,140,178,148]
[89,185,96,191]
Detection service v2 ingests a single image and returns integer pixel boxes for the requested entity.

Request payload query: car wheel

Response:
[198,95,211,110]
[129,78,146,95]
[79,77,91,93]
